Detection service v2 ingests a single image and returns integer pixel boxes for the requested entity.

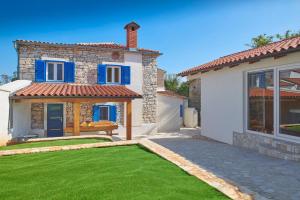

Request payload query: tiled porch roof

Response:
[12,83,142,98]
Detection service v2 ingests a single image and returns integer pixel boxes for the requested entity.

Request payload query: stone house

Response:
[179,36,300,161]
[0,22,185,145]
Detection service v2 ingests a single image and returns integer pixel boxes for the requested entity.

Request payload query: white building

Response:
[179,36,300,161]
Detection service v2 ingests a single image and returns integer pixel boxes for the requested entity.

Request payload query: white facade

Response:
[188,51,300,144]
[104,52,152,131]
[0,80,32,144]
[0,89,10,145]
[157,94,184,132]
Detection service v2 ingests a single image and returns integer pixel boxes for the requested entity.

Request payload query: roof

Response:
[12,83,142,99]
[15,40,160,55]
[157,90,187,99]
[249,88,300,98]
[283,78,300,86]
[179,36,300,76]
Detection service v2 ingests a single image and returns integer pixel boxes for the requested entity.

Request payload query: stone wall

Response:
[142,55,158,123]
[17,43,124,84]
[157,68,165,89]
[233,131,300,162]
[31,103,44,129]
[18,42,159,126]
[189,78,201,125]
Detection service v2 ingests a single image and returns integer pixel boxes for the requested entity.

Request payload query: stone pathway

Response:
[151,137,300,200]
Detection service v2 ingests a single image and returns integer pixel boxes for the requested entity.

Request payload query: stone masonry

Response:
[233,131,300,162]
[17,42,159,128]
[31,103,44,129]
[142,55,158,123]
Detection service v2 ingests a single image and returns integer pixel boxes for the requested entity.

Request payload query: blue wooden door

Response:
[47,104,64,137]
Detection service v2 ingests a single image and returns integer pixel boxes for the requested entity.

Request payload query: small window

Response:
[106,66,120,84]
[99,106,109,121]
[47,62,64,81]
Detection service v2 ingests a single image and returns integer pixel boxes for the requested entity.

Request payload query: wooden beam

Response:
[73,102,80,136]
[126,100,132,140]
[14,97,132,104]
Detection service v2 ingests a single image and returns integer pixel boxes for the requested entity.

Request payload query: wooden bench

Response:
[64,121,118,136]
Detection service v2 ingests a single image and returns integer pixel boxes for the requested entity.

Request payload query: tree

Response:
[247,29,300,48]
[164,74,189,97]
[275,30,300,40]
[0,71,18,85]
[246,34,273,48]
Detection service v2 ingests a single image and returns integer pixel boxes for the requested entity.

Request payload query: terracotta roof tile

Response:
[157,90,187,99]
[179,36,300,76]
[15,40,160,54]
[249,88,300,98]
[12,83,142,98]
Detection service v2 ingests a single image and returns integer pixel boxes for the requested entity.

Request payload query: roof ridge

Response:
[179,36,300,76]
[219,36,300,59]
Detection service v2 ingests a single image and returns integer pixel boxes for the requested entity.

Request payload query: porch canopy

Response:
[10,83,142,140]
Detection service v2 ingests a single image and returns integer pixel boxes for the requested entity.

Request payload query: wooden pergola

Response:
[11,83,142,140]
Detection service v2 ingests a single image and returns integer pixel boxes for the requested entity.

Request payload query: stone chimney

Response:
[124,22,140,49]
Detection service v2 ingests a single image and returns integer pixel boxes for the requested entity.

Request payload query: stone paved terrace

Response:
[151,135,300,200]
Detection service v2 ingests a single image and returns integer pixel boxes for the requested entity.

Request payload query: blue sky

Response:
[0,0,300,76]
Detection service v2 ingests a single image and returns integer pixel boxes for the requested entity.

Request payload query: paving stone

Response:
[152,137,300,200]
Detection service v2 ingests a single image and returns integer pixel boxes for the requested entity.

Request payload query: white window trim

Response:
[244,62,300,143]
[99,105,110,121]
[46,62,64,82]
[106,66,121,84]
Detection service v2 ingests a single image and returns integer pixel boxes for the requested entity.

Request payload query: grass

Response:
[0,138,111,150]
[0,145,229,200]
[283,125,300,132]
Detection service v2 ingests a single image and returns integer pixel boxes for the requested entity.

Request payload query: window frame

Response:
[245,68,276,136]
[99,105,110,121]
[46,62,64,82]
[244,63,300,143]
[277,65,300,141]
[106,66,121,84]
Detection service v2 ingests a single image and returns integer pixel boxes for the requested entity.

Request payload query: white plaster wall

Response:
[198,51,300,144]
[12,102,31,138]
[0,90,10,145]
[124,52,143,126]
[157,94,184,132]
[103,52,143,127]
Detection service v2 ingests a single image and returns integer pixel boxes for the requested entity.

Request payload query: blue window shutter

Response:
[35,60,46,82]
[93,106,100,122]
[121,66,130,85]
[180,105,183,118]
[98,64,106,84]
[64,62,75,83]
[109,105,117,122]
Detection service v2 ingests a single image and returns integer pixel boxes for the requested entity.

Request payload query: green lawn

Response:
[283,125,300,132]
[0,138,111,150]
[0,145,229,200]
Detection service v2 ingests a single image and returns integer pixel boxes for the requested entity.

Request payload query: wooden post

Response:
[126,100,132,140]
[73,102,80,136]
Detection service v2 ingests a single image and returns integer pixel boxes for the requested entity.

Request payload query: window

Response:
[247,70,274,134]
[106,66,120,84]
[99,106,109,121]
[279,68,300,137]
[46,62,64,81]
